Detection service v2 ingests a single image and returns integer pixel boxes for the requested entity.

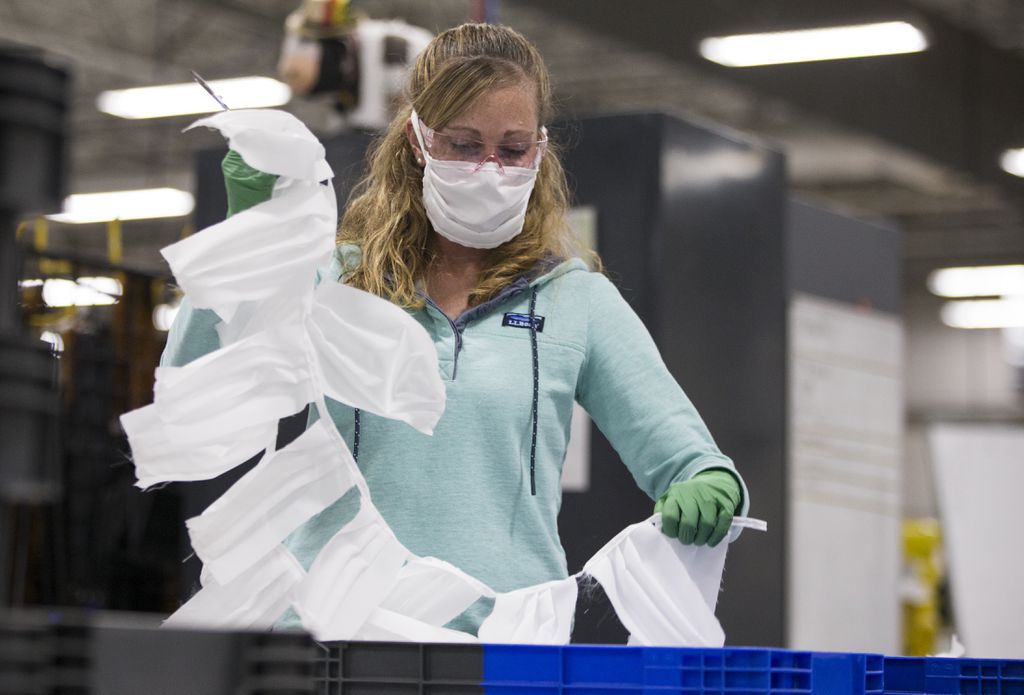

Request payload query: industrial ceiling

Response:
[2,0,1023,281]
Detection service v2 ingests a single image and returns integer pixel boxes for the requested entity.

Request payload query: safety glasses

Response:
[415,114,548,171]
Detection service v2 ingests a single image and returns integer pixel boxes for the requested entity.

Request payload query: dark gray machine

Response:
[559,113,900,647]
[0,46,69,606]
[558,113,788,645]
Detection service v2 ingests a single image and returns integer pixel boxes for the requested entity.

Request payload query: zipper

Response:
[422,295,464,380]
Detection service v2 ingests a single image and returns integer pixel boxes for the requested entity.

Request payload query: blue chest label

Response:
[502,312,545,332]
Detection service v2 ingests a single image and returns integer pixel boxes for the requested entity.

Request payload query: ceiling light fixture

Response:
[97,76,291,119]
[941,298,1024,329]
[927,265,1024,298]
[47,188,194,224]
[40,331,65,353]
[41,277,123,308]
[700,21,928,67]
[999,148,1024,177]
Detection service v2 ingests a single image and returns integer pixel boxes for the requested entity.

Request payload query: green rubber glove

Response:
[222,150,278,218]
[654,470,742,547]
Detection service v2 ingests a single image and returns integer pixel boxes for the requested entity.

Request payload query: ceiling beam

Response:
[516,0,1024,209]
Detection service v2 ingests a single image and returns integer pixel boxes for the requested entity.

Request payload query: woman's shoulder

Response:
[316,243,363,285]
[535,256,614,295]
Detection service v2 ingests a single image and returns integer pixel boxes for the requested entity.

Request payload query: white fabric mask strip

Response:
[291,503,410,641]
[121,403,271,490]
[186,109,333,182]
[122,327,317,488]
[164,545,306,631]
[151,328,314,434]
[137,109,765,646]
[186,421,357,586]
[161,181,336,323]
[355,607,479,643]
[376,555,494,627]
[477,576,579,645]
[307,281,446,435]
[583,516,726,647]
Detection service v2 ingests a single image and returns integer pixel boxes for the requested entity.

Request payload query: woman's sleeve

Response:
[574,273,750,514]
[160,297,221,367]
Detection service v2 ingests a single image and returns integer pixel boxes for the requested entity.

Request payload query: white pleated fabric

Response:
[186,421,357,586]
[164,545,305,631]
[121,403,269,490]
[307,282,446,434]
[186,109,333,183]
[161,180,335,324]
[124,328,316,488]
[477,577,578,645]
[131,109,762,646]
[355,608,480,643]
[375,556,493,628]
[151,328,314,436]
[583,516,727,647]
[291,504,410,641]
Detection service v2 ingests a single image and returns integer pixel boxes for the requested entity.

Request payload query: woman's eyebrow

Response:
[443,125,538,139]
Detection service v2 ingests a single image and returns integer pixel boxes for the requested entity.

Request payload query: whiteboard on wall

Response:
[788,292,904,653]
[929,423,1024,659]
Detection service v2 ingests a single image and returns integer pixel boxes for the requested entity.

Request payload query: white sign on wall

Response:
[787,292,904,654]
[929,423,1024,659]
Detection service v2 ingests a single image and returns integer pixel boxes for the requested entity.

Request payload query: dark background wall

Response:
[561,113,789,646]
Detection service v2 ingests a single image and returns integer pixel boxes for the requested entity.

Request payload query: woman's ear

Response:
[406,120,425,167]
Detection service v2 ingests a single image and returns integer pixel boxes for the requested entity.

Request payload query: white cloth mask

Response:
[411,109,540,249]
[477,576,578,645]
[163,545,305,631]
[186,421,357,586]
[582,514,728,647]
[292,502,409,640]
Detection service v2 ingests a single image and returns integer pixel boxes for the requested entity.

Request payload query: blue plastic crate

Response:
[482,644,884,694]
[884,656,1024,695]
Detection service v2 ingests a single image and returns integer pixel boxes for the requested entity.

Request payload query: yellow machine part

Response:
[902,518,943,656]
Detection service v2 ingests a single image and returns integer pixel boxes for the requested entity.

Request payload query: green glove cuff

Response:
[222,150,278,218]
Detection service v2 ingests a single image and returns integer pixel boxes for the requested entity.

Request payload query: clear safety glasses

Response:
[417,118,548,172]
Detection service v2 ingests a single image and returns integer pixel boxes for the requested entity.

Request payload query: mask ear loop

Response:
[532,126,549,169]
[410,109,431,159]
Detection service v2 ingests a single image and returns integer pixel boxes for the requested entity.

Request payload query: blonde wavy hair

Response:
[337,22,594,309]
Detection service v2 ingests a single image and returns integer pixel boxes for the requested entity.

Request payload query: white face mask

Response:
[411,109,542,249]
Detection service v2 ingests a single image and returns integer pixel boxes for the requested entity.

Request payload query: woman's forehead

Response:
[446,84,539,133]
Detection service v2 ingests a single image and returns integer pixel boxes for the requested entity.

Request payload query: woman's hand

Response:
[654,470,742,547]
[223,149,278,217]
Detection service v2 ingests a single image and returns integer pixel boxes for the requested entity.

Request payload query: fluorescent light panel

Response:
[700,21,928,67]
[928,265,1024,298]
[152,303,181,332]
[97,76,291,119]
[941,298,1024,329]
[41,277,123,308]
[40,331,65,353]
[47,188,194,224]
[1000,148,1024,177]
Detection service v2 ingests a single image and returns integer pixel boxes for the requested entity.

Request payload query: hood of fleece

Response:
[529,256,590,288]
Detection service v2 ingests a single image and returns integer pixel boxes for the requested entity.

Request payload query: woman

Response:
[164,23,747,632]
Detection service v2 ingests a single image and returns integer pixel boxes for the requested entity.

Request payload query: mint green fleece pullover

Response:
[162,245,749,623]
